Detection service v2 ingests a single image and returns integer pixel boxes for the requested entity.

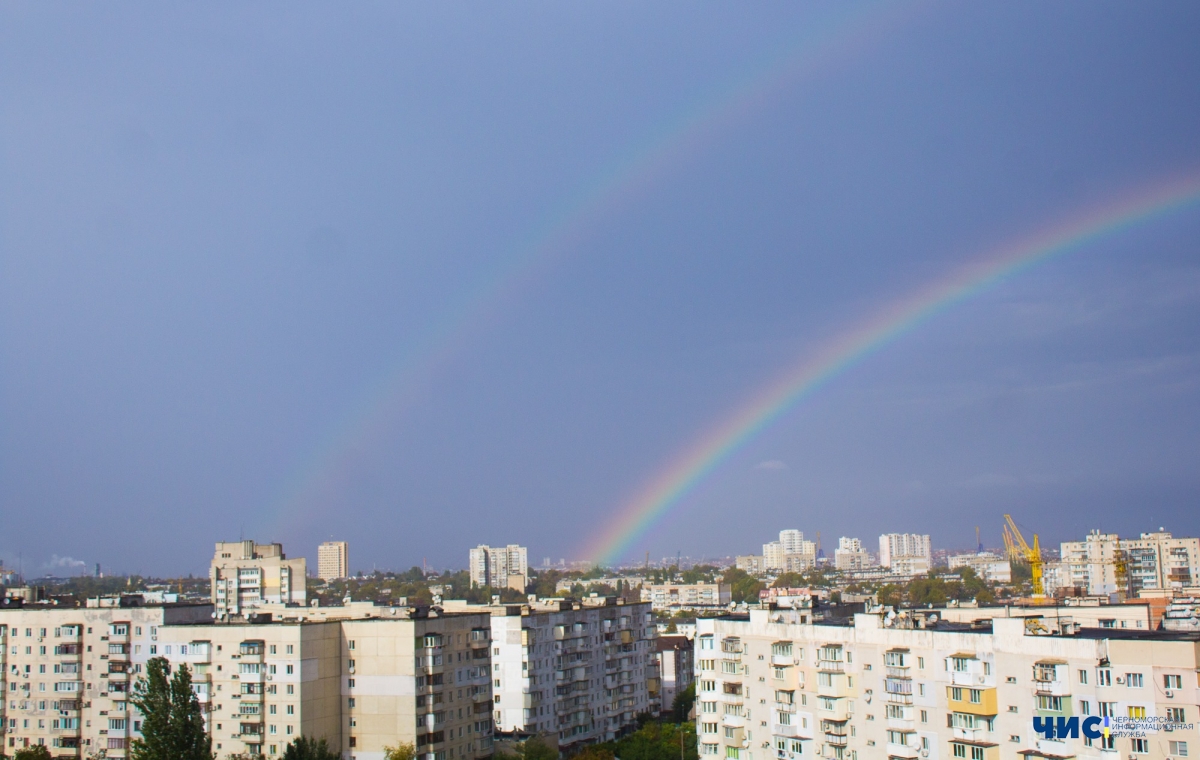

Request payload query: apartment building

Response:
[441,597,655,750]
[468,545,528,592]
[641,583,731,612]
[1062,531,1200,597]
[946,552,1011,584]
[764,532,817,574]
[210,541,307,618]
[696,605,1200,760]
[654,635,694,716]
[0,601,213,758]
[878,534,931,577]
[317,541,350,581]
[833,539,871,572]
[736,556,767,576]
[1,600,495,760]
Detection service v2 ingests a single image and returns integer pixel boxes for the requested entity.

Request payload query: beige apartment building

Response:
[2,599,494,760]
[442,597,656,750]
[1062,531,1200,597]
[318,541,350,582]
[696,606,1199,760]
[642,583,732,612]
[210,541,308,618]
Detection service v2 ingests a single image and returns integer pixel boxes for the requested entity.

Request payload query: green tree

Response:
[283,737,340,760]
[129,656,212,760]
[720,568,763,604]
[500,736,557,760]
[671,682,696,723]
[384,742,417,760]
[14,746,54,760]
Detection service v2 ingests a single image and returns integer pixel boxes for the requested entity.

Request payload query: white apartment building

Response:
[641,583,731,612]
[779,530,807,554]
[468,545,529,592]
[0,599,495,760]
[878,533,931,577]
[1062,530,1200,597]
[946,552,1012,584]
[833,538,871,572]
[210,541,307,618]
[441,598,655,750]
[696,605,1200,760]
[654,635,694,716]
[764,532,817,574]
[317,541,349,581]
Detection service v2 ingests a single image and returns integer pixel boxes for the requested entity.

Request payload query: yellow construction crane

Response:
[1003,514,1044,598]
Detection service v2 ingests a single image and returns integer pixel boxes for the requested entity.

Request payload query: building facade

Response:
[696,606,1200,760]
[641,583,732,612]
[0,600,495,760]
[442,598,655,750]
[735,556,766,576]
[653,635,694,716]
[468,545,529,592]
[833,538,871,572]
[947,552,1012,584]
[1062,531,1200,597]
[878,534,932,577]
[317,541,349,581]
[210,541,307,618]
[764,539,817,574]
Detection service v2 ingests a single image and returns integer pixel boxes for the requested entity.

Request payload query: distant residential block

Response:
[1061,530,1200,596]
[833,537,871,571]
[317,540,349,581]
[735,555,766,575]
[210,540,306,617]
[947,551,1011,583]
[469,544,528,591]
[642,582,731,611]
[878,533,931,577]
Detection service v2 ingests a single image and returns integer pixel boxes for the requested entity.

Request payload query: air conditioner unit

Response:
[1116,677,1125,684]
[1166,690,1174,698]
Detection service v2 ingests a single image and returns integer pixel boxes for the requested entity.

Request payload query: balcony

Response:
[824,734,848,748]
[816,660,844,673]
[721,714,746,729]
[885,742,919,759]
[886,718,915,731]
[772,724,800,738]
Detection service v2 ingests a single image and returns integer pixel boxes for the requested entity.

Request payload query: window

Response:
[1036,695,1063,712]
[920,710,927,724]
[1079,700,1090,715]
[917,657,924,669]
[725,748,740,759]
[1126,673,1143,688]
[702,723,718,734]
[969,689,982,704]
[1166,707,1186,723]
[1128,706,1146,719]
[348,640,356,650]
[1132,738,1149,754]
[1097,669,1112,686]
[348,698,356,708]
[772,667,786,680]
[724,727,735,739]
[1169,741,1188,757]
[700,681,716,692]
[286,645,294,654]
[1078,669,1088,685]
[1165,674,1183,690]
[1099,702,1116,718]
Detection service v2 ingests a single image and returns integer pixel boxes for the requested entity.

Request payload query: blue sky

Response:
[2,2,1199,576]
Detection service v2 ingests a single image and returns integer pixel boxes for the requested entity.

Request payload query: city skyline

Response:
[3,4,1200,576]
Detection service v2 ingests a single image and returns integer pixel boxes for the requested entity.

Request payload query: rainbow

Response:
[583,174,1200,565]
[268,3,913,539]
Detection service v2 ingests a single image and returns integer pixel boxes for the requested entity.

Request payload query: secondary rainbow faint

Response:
[267,2,912,537]
[583,173,1200,566]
